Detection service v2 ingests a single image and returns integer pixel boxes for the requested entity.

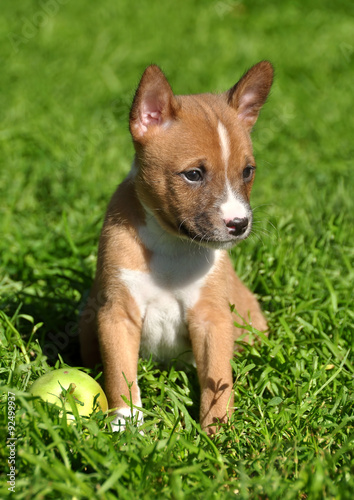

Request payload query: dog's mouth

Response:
[178,217,252,249]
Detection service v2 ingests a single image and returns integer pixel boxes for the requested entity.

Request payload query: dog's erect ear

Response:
[129,65,179,141]
[226,61,274,132]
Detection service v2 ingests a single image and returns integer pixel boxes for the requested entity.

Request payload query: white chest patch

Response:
[119,248,220,364]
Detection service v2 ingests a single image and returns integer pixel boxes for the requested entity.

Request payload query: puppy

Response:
[79,61,273,434]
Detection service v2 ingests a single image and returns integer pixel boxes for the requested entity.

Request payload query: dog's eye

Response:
[182,169,203,182]
[243,165,255,183]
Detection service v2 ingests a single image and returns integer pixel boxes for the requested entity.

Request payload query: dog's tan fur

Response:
[79,62,273,434]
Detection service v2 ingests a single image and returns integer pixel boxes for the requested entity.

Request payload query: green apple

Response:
[29,368,108,418]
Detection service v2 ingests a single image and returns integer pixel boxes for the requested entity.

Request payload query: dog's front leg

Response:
[97,302,143,431]
[189,305,235,435]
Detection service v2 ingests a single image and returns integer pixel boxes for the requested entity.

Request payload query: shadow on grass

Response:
[2,264,93,368]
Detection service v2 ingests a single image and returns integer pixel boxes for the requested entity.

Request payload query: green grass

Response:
[1,0,353,498]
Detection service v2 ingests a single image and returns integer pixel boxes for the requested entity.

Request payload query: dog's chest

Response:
[119,250,219,363]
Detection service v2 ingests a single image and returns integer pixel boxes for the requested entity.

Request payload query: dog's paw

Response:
[110,407,144,433]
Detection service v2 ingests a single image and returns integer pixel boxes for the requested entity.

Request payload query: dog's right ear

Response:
[129,65,179,141]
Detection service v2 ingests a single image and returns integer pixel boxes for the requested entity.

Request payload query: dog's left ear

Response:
[226,61,274,131]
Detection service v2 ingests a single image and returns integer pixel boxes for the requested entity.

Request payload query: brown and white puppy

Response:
[79,62,273,434]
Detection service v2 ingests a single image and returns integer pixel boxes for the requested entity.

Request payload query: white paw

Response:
[111,407,144,433]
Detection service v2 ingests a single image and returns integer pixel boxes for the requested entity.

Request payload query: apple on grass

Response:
[29,368,108,420]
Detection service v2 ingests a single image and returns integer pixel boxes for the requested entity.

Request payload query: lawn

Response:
[1,0,353,498]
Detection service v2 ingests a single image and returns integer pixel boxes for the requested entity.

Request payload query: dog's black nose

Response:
[225,217,249,236]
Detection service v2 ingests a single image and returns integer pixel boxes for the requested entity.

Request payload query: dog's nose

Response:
[225,217,249,236]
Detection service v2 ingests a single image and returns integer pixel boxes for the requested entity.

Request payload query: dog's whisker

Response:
[252,203,273,212]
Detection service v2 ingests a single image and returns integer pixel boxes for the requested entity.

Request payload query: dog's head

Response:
[129,62,273,249]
